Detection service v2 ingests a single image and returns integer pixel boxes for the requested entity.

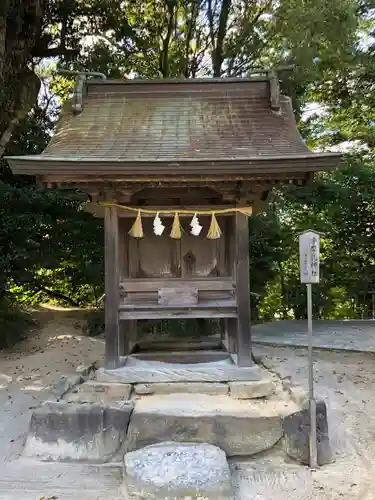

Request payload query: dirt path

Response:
[0,307,104,464]
[0,306,104,388]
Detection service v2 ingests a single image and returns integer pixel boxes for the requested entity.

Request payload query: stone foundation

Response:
[23,400,134,462]
[22,363,331,468]
[124,393,287,457]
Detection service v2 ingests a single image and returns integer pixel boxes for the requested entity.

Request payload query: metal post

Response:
[307,283,317,468]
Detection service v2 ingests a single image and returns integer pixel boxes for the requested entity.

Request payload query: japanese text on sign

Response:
[299,231,320,284]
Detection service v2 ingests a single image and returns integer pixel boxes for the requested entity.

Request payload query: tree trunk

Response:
[0,1,45,157]
[159,2,175,78]
[212,0,232,77]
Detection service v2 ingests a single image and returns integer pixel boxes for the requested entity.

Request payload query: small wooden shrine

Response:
[7,75,341,381]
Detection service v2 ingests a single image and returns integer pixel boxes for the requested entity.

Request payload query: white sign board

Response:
[299,230,321,284]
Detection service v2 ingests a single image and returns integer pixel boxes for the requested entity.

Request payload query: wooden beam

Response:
[234,212,252,366]
[119,278,234,293]
[104,205,121,369]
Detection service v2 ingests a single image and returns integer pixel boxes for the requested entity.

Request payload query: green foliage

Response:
[253,154,375,321]
[0,296,36,348]
[0,182,103,305]
[1,0,375,343]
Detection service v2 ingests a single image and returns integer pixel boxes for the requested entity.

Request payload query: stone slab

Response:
[134,382,228,396]
[0,461,124,500]
[283,400,332,466]
[96,363,263,383]
[229,379,275,399]
[288,386,309,408]
[76,361,100,377]
[64,381,132,403]
[23,400,134,462]
[124,442,233,499]
[52,374,83,400]
[124,394,292,457]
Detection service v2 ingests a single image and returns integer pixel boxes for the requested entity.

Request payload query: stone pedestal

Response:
[283,400,332,466]
[123,442,233,499]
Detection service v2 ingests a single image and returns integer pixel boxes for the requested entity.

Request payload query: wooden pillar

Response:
[119,320,138,355]
[118,321,126,356]
[104,205,120,369]
[128,320,138,353]
[223,318,237,354]
[234,212,252,366]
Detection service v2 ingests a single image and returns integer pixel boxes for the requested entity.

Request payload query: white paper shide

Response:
[153,213,165,236]
[299,230,321,284]
[190,213,203,236]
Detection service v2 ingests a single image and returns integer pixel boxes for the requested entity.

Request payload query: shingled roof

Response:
[6,77,341,178]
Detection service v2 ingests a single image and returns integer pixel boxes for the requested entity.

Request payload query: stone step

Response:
[23,401,134,462]
[124,393,299,457]
[0,461,124,500]
[230,455,315,500]
[0,452,332,500]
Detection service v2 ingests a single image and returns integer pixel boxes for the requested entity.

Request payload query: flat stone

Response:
[64,381,131,403]
[229,379,275,399]
[124,394,291,457]
[96,362,264,383]
[134,382,228,396]
[283,400,332,466]
[52,374,83,400]
[289,386,309,408]
[124,442,233,499]
[75,361,99,377]
[23,400,134,462]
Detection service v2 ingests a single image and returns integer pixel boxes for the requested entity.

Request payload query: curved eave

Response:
[5,152,342,178]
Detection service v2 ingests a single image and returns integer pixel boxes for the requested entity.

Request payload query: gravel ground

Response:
[0,312,375,499]
[231,344,375,500]
[252,320,375,352]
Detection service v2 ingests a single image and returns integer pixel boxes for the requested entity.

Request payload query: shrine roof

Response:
[6,77,341,178]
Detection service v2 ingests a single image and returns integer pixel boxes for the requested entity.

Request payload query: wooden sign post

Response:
[299,229,322,469]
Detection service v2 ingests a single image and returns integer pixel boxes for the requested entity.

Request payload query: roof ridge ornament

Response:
[56,70,107,114]
[248,65,295,112]
[268,70,281,111]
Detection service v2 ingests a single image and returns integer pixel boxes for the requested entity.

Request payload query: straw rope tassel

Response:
[170,212,182,239]
[99,202,253,217]
[128,210,144,238]
[207,213,222,239]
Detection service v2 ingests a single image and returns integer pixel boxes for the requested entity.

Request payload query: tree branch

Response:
[0,117,19,158]
[183,1,200,77]
[206,0,216,54]
[36,285,80,307]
